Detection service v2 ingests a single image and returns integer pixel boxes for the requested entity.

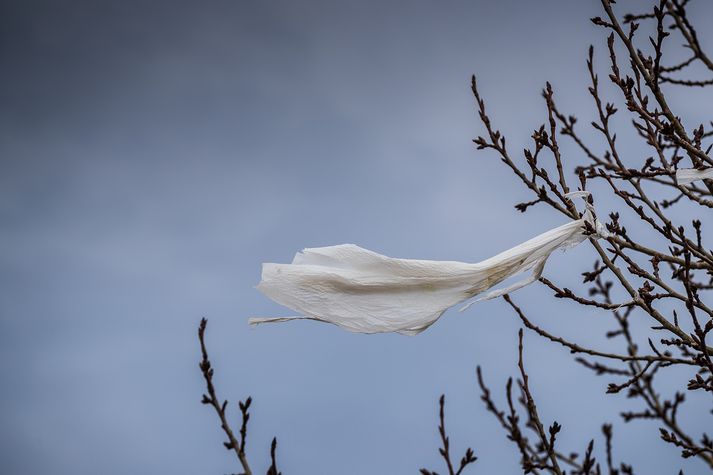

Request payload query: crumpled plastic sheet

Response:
[676,167,713,184]
[250,192,609,335]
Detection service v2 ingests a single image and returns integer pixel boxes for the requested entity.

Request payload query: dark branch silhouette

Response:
[472,0,713,470]
[420,395,478,475]
[198,318,281,475]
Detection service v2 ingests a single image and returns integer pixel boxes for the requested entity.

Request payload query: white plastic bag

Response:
[250,193,608,335]
[676,168,713,184]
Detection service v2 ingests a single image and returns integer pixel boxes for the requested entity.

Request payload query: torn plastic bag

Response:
[676,168,713,184]
[250,193,608,335]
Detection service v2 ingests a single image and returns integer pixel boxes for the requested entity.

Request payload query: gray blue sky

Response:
[1,1,711,473]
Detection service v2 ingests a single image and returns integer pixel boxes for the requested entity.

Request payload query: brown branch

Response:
[420,395,477,475]
[504,294,695,366]
[198,318,254,475]
[516,329,564,475]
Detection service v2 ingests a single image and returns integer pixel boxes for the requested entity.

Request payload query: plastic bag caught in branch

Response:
[676,168,713,184]
[250,194,608,335]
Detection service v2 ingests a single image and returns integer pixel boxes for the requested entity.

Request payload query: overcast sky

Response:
[1,1,712,474]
